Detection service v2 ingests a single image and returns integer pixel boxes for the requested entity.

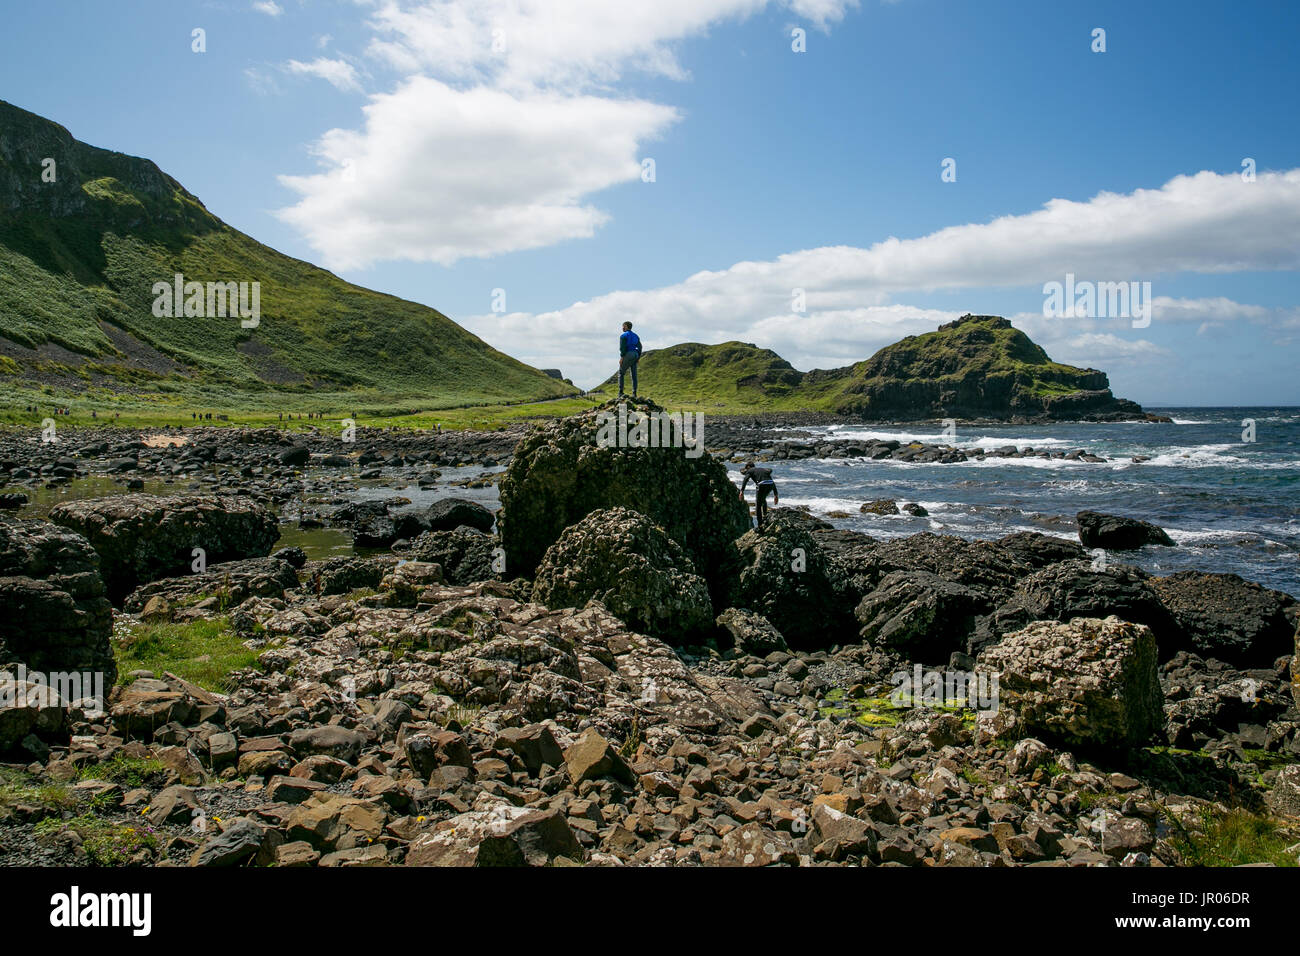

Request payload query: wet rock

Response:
[996,531,1086,570]
[977,560,1179,658]
[855,570,992,660]
[1076,511,1175,550]
[1152,571,1297,667]
[728,514,855,649]
[533,508,713,641]
[978,616,1162,748]
[424,498,495,534]
[48,494,279,601]
[860,499,899,516]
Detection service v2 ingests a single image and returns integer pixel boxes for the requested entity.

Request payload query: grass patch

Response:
[113,615,264,691]
[1165,806,1299,867]
[79,755,171,789]
[34,813,160,866]
[0,767,78,814]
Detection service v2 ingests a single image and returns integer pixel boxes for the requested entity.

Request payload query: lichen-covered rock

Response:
[715,607,789,656]
[123,557,299,615]
[532,508,713,641]
[977,616,1163,748]
[303,555,396,595]
[1151,571,1297,667]
[406,528,500,585]
[49,494,279,602]
[728,514,855,648]
[497,397,750,597]
[976,559,1179,658]
[1076,510,1175,550]
[0,517,115,685]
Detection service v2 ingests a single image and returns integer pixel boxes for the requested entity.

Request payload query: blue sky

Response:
[2,0,1298,404]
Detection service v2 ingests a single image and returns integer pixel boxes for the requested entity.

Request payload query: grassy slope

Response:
[591,317,1112,416]
[0,99,576,414]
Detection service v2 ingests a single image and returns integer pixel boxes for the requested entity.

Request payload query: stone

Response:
[715,607,789,657]
[190,817,265,867]
[978,616,1163,748]
[48,494,279,602]
[1076,511,1174,550]
[406,805,581,866]
[564,729,635,785]
[533,507,714,641]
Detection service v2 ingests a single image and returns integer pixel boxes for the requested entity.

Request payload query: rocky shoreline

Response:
[1,401,1297,868]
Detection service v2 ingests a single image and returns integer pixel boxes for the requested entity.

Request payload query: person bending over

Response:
[739,461,779,529]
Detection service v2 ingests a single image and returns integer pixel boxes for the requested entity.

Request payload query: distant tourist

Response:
[738,461,780,529]
[618,321,642,398]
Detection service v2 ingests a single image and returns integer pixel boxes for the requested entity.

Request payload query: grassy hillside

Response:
[0,99,577,415]
[593,315,1147,420]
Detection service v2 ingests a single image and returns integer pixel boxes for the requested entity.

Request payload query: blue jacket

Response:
[619,330,642,357]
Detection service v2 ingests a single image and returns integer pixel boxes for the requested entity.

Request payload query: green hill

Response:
[0,99,577,415]
[595,315,1152,421]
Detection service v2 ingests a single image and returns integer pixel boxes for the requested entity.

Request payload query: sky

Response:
[2,0,1298,404]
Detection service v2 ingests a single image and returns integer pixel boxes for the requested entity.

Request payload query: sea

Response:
[735,407,1299,597]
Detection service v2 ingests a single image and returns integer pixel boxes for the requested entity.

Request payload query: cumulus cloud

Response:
[276,77,678,267]
[277,0,861,265]
[362,0,859,89]
[284,57,364,92]
[458,170,1300,387]
[252,0,283,16]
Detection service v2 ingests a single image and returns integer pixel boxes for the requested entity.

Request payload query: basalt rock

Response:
[727,513,856,649]
[975,559,1180,658]
[1076,511,1175,550]
[1150,571,1297,668]
[406,528,500,586]
[497,397,750,599]
[532,508,713,642]
[48,494,279,602]
[123,557,299,616]
[0,517,115,685]
[977,616,1163,749]
[855,570,993,661]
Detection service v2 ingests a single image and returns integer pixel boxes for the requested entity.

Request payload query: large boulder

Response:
[1076,510,1174,550]
[1150,571,1297,667]
[977,616,1163,749]
[0,517,115,686]
[995,531,1086,570]
[975,559,1180,658]
[497,397,750,598]
[829,532,1028,609]
[424,498,495,534]
[49,494,279,602]
[728,514,855,649]
[407,528,500,585]
[123,557,299,614]
[855,570,993,661]
[532,508,713,641]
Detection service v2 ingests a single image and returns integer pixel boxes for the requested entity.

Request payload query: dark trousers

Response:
[756,481,775,527]
[618,355,638,395]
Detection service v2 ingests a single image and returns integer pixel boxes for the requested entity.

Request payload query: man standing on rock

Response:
[618,321,642,398]
[739,461,779,529]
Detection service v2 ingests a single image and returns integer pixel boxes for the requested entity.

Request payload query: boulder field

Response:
[0,407,1296,867]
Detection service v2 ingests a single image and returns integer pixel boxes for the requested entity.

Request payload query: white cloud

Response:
[458,170,1300,387]
[362,0,859,90]
[276,0,861,264]
[285,57,364,92]
[252,1,283,17]
[276,76,678,268]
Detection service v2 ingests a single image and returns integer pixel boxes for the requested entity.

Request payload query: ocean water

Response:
[726,407,1300,597]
